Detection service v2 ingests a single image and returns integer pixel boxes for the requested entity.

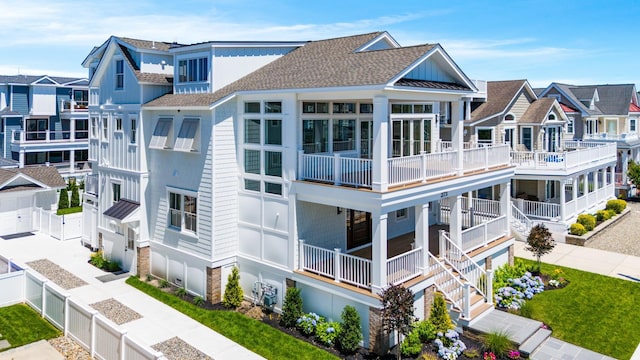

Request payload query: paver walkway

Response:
[0,233,263,360]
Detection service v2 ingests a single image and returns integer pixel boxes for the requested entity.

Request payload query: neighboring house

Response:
[538,83,640,197]
[0,75,90,179]
[84,31,516,351]
[468,80,616,234]
[0,166,65,236]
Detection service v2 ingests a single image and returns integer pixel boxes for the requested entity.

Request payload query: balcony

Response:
[60,99,89,113]
[298,144,510,189]
[510,142,616,174]
[11,129,89,144]
[583,132,639,142]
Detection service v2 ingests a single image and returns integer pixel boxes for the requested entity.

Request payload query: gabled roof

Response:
[119,45,173,85]
[519,98,565,124]
[630,103,640,112]
[146,32,472,108]
[0,75,88,87]
[0,166,65,193]
[560,103,579,113]
[117,37,178,51]
[469,80,531,124]
[540,83,637,116]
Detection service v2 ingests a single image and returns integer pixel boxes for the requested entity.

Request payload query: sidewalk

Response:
[0,233,263,360]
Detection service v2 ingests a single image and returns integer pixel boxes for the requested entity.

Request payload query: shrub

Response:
[281,287,303,328]
[569,223,586,236]
[414,319,436,342]
[58,188,69,209]
[494,272,545,310]
[463,348,480,358]
[434,329,466,359]
[493,259,529,289]
[175,287,187,298]
[429,292,453,333]
[316,321,341,347]
[193,296,204,307]
[518,301,533,318]
[89,250,105,269]
[145,274,152,282]
[525,224,555,272]
[106,259,120,272]
[595,210,611,222]
[577,213,596,231]
[606,209,617,219]
[400,330,423,358]
[159,279,170,288]
[337,305,363,354]
[222,266,243,309]
[70,184,80,207]
[297,312,324,336]
[483,330,512,356]
[606,199,627,214]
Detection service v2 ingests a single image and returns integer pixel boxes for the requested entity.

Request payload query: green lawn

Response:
[126,277,338,360]
[0,304,61,351]
[56,206,82,215]
[518,258,640,360]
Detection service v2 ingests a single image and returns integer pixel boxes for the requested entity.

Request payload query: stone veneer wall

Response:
[485,255,493,270]
[508,244,515,266]
[368,307,389,354]
[423,286,435,319]
[206,266,222,304]
[136,246,150,277]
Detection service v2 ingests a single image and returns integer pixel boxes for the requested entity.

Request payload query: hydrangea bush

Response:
[315,321,341,346]
[494,272,544,310]
[296,312,324,335]
[433,329,466,359]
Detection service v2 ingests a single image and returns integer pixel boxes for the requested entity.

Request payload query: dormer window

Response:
[548,114,556,121]
[504,113,515,122]
[115,59,124,90]
[178,57,208,83]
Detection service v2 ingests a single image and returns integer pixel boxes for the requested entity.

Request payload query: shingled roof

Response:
[520,98,559,124]
[118,45,173,85]
[117,37,178,51]
[0,166,66,193]
[469,80,527,123]
[145,32,460,108]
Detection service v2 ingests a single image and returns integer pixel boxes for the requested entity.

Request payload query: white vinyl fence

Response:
[1,267,164,360]
[33,209,83,241]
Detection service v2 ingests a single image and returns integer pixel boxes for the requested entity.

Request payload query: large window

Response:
[91,117,98,138]
[178,58,208,82]
[391,119,432,157]
[302,119,328,154]
[333,119,355,151]
[168,191,197,233]
[102,116,108,141]
[130,117,137,144]
[631,118,637,132]
[521,127,532,151]
[115,59,124,90]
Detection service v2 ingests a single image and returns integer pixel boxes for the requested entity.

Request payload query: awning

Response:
[103,199,140,224]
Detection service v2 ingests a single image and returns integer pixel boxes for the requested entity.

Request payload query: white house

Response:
[84,31,516,351]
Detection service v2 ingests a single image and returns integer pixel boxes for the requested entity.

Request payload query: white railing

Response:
[11,129,89,144]
[338,252,371,288]
[386,247,423,285]
[583,132,639,141]
[340,156,372,187]
[299,153,334,183]
[5,268,163,359]
[427,253,467,316]
[463,144,510,173]
[61,99,89,112]
[299,242,335,279]
[439,231,491,301]
[511,143,616,171]
[460,215,508,252]
[512,199,560,220]
[34,209,82,241]
[438,198,501,229]
[511,203,533,238]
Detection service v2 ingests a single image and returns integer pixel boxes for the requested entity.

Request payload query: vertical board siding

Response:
[12,86,29,115]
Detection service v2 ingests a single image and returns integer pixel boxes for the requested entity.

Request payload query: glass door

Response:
[360,120,372,158]
[346,210,371,250]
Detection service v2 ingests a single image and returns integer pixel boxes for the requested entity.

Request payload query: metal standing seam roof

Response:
[144,32,466,108]
[103,199,140,220]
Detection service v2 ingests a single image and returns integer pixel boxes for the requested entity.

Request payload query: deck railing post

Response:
[333,248,341,282]
[298,240,305,270]
[484,146,489,169]
[463,283,471,319]
[334,153,341,186]
[484,223,489,247]
[297,150,304,180]
[438,229,446,258]
[486,269,494,305]
[421,152,428,183]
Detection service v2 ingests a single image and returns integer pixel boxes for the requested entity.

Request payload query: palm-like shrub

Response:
[58,188,69,209]
[70,184,80,207]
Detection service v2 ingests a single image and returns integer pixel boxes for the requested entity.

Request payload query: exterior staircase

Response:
[511,202,533,240]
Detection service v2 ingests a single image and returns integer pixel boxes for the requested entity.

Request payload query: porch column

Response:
[372,96,389,192]
[371,210,388,292]
[451,101,464,175]
[69,150,75,173]
[19,149,25,168]
[449,196,462,248]
[288,192,298,270]
[70,119,76,141]
[560,180,566,221]
[622,151,629,185]
[499,182,511,234]
[572,176,579,216]
[414,203,429,273]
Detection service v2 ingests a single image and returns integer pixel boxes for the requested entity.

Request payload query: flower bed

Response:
[494,272,544,310]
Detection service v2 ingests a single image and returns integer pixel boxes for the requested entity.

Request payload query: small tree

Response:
[70,183,80,207]
[525,223,555,272]
[627,160,640,194]
[429,292,453,333]
[280,287,303,328]
[222,266,243,308]
[338,305,363,354]
[380,284,414,359]
[58,188,69,209]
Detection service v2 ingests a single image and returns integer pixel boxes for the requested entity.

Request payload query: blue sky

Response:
[1,0,638,89]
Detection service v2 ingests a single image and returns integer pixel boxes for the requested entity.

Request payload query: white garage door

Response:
[0,195,33,236]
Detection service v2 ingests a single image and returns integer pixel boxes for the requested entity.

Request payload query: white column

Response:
[69,149,75,173]
[500,182,511,233]
[372,96,389,192]
[449,196,462,248]
[622,151,629,185]
[288,192,298,270]
[70,119,76,141]
[371,210,388,292]
[19,149,25,168]
[451,101,464,175]
[572,176,579,215]
[414,203,429,272]
[559,180,566,221]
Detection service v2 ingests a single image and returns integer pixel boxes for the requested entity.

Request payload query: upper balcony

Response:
[11,129,89,150]
[583,132,639,144]
[60,99,89,113]
[297,143,510,190]
[510,141,616,176]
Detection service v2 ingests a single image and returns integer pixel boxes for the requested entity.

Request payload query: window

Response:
[333,119,355,151]
[521,127,532,151]
[115,117,122,131]
[504,113,515,122]
[265,101,282,114]
[244,149,260,174]
[333,103,355,114]
[396,208,407,220]
[127,228,135,250]
[112,183,121,204]
[244,102,261,113]
[360,103,373,114]
[477,128,493,144]
[91,117,98,138]
[102,117,108,141]
[265,151,282,177]
[150,118,172,149]
[303,102,329,114]
[115,59,124,90]
[630,118,637,132]
[302,119,328,153]
[265,120,282,145]
[178,57,208,82]
[168,191,197,233]
[174,118,199,151]
[265,182,282,195]
[130,118,137,144]
[391,103,433,114]
[566,117,574,134]
[548,114,556,121]
[244,119,260,144]
[244,179,260,192]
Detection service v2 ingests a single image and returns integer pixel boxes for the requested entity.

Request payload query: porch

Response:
[11,129,89,144]
[510,142,616,173]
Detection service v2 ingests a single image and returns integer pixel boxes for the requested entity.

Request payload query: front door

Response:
[546,127,558,152]
[123,227,136,272]
[346,210,371,250]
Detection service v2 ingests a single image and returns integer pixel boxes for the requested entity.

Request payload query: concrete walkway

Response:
[0,233,263,360]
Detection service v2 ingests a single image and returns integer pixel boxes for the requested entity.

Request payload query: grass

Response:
[0,304,61,351]
[56,206,82,215]
[125,276,338,360]
[517,258,640,360]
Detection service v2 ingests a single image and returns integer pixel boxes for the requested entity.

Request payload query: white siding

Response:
[297,201,345,250]
[139,53,173,75]
[405,57,457,83]
[30,85,57,115]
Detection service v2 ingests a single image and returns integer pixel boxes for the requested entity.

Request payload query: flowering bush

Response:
[315,321,341,346]
[433,329,466,359]
[296,312,324,336]
[507,349,521,359]
[494,272,544,310]
[483,351,496,360]
[548,279,560,287]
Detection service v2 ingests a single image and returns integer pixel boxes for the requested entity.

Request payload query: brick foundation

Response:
[508,244,515,266]
[368,307,389,354]
[136,246,150,278]
[206,266,222,304]
[423,286,435,319]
